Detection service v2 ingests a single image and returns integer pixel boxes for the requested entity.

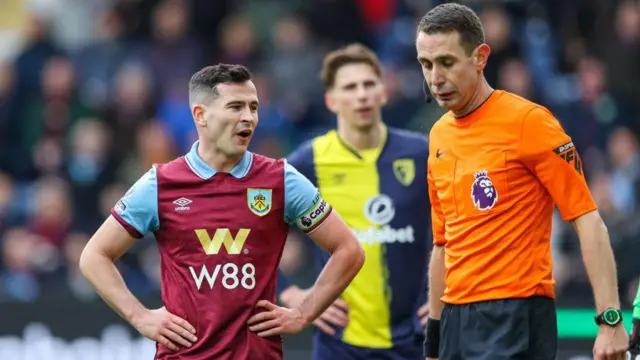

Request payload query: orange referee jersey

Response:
[427,90,597,305]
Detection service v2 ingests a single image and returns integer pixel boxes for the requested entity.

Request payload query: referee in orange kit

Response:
[416,3,628,360]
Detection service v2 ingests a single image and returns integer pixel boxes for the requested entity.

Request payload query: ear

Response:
[475,44,491,71]
[325,91,338,113]
[192,104,207,127]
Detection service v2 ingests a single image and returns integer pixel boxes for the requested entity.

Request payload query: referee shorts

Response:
[439,296,557,360]
[312,330,424,360]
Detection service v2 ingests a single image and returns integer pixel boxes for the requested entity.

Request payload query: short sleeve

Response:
[427,162,446,246]
[518,107,597,221]
[111,167,160,238]
[284,162,332,232]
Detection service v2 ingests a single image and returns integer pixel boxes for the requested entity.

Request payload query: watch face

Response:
[604,309,621,324]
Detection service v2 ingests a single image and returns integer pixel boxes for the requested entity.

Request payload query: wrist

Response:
[293,305,313,326]
[127,306,149,327]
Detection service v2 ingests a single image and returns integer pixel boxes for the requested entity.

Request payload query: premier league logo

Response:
[471,169,498,211]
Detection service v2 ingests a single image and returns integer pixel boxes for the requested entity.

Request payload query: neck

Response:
[337,120,384,151]
[197,140,243,173]
[453,77,494,118]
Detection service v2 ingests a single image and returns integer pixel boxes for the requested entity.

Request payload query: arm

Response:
[634,279,640,320]
[428,245,446,320]
[279,162,364,324]
[79,216,148,324]
[80,168,196,351]
[571,210,620,313]
[297,211,365,324]
[518,108,617,312]
[631,280,640,350]
[427,163,447,320]
[277,142,316,303]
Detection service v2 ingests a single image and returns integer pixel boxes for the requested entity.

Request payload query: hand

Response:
[629,319,640,359]
[247,300,308,337]
[132,307,197,352]
[593,324,628,360]
[418,302,430,327]
[280,286,348,335]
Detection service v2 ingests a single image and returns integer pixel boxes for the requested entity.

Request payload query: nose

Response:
[240,107,255,123]
[429,67,446,88]
[356,84,369,102]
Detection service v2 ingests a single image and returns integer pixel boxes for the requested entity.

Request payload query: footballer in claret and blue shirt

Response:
[79,64,365,360]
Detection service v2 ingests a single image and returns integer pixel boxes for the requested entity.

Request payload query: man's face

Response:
[416,31,484,112]
[326,63,387,130]
[193,81,259,157]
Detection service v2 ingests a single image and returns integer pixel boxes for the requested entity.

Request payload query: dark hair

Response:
[320,43,383,89]
[417,3,485,55]
[188,64,253,105]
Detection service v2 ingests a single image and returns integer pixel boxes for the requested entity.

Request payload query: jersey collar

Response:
[185,140,253,180]
[336,123,388,160]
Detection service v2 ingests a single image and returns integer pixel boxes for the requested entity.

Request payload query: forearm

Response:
[577,218,620,313]
[297,243,364,323]
[79,251,148,324]
[634,279,640,319]
[428,245,446,319]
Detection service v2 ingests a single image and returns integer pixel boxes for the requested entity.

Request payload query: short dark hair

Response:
[417,3,485,55]
[320,43,383,89]
[188,64,252,105]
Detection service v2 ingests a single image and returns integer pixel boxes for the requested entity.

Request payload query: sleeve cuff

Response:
[111,209,144,238]
[560,204,598,222]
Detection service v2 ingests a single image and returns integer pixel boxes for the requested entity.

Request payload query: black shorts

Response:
[439,296,557,360]
[313,331,424,360]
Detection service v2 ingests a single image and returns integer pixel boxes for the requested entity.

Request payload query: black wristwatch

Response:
[594,308,623,327]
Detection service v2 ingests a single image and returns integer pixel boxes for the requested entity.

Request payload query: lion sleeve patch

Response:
[294,193,333,233]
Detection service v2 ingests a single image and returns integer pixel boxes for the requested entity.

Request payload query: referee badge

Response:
[393,159,415,186]
[247,188,272,216]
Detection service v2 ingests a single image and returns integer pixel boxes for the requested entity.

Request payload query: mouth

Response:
[435,91,454,98]
[236,129,253,139]
[355,107,373,116]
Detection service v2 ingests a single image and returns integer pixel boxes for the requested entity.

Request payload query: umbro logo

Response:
[173,197,192,211]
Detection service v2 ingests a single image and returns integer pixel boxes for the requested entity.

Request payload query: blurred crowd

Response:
[0,0,639,308]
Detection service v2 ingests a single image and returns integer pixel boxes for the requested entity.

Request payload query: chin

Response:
[353,119,377,130]
[437,98,461,111]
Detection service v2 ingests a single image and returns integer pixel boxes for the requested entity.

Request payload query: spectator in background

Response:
[0,228,42,302]
[213,14,262,71]
[28,176,73,250]
[102,61,157,162]
[73,8,132,109]
[147,0,202,153]
[22,57,93,177]
[65,119,118,233]
[0,61,16,172]
[479,5,521,88]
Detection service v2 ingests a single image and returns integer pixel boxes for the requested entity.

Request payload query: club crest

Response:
[247,188,272,216]
[471,170,498,211]
[393,159,415,186]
